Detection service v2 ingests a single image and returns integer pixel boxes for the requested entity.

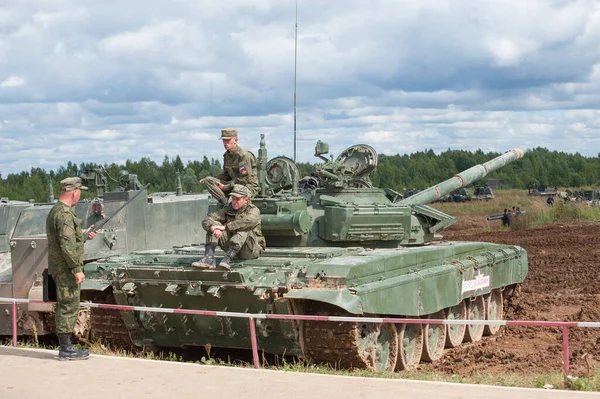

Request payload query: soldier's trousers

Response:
[203,176,258,204]
[203,177,230,204]
[206,230,263,260]
[52,272,80,335]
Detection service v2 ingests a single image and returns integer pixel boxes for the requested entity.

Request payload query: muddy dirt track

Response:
[424,214,600,377]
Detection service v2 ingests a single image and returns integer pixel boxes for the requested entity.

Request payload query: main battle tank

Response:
[0,172,210,337]
[81,137,528,371]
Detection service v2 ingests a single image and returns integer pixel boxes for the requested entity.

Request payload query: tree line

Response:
[1,147,599,202]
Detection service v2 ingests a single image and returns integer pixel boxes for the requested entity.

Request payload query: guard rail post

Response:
[12,300,17,348]
[562,326,569,386]
[249,317,260,369]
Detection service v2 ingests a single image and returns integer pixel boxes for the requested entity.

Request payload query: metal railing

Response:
[2,297,599,386]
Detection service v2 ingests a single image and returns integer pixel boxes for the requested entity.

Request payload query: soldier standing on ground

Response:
[192,185,265,270]
[501,208,511,227]
[46,177,96,360]
[200,128,258,206]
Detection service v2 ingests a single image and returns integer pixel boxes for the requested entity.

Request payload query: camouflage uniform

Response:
[203,128,259,204]
[46,192,85,335]
[202,197,265,260]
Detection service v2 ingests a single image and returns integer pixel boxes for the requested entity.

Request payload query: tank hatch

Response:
[266,156,300,193]
[335,144,378,179]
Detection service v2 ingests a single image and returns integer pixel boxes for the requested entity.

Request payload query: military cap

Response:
[230,184,251,198]
[219,128,238,140]
[60,177,88,192]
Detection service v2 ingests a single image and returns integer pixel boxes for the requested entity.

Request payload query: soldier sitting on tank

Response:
[192,184,266,270]
[200,128,258,206]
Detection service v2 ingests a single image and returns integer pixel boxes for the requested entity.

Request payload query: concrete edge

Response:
[2,346,596,395]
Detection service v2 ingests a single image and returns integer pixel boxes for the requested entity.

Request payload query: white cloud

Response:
[485,37,528,67]
[0,76,26,87]
[187,132,216,141]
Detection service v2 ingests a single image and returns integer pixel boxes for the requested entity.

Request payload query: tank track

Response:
[301,301,376,370]
[298,284,522,371]
[42,306,90,342]
[81,290,135,349]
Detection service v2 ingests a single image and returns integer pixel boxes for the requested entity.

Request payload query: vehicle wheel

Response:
[356,322,398,371]
[369,323,398,372]
[445,301,466,348]
[73,305,91,343]
[484,289,504,336]
[422,310,447,362]
[464,297,485,342]
[301,302,398,371]
[395,323,423,371]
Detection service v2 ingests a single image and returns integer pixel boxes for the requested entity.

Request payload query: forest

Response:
[1,147,599,202]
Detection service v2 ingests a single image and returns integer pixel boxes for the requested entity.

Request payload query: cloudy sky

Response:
[1,0,600,176]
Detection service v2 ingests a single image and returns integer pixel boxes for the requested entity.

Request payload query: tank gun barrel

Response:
[400,148,524,205]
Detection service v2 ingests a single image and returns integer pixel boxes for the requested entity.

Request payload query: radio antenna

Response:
[293,0,298,162]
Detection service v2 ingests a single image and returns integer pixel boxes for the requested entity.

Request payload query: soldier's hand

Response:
[217,182,225,190]
[74,272,85,285]
[199,178,205,184]
[87,231,97,240]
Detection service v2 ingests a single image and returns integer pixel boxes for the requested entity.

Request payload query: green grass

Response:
[260,355,600,390]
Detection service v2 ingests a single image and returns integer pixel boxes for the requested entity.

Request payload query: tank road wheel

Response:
[339,321,398,371]
[464,296,485,343]
[73,305,91,343]
[301,302,397,371]
[484,289,504,336]
[395,323,423,371]
[367,323,398,372]
[422,310,447,362]
[445,301,467,348]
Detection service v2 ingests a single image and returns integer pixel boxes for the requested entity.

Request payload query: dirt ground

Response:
[422,212,600,377]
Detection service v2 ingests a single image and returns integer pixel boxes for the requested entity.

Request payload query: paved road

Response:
[0,347,595,398]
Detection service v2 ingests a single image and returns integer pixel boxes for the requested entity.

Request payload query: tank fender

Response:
[81,279,111,291]
[283,289,363,314]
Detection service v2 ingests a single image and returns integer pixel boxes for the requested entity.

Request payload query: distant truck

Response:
[473,185,494,200]
[438,187,471,203]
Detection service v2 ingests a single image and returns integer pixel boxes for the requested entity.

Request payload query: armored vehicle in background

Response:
[473,185,494,200]
[528,185,557,197]
[0,172,210,337]
[81,138,528,372]
[438,187,471,203]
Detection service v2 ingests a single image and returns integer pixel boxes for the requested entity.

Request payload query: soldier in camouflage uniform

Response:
[46,177,96,360]
[200,128,258,206]
[192,184,265,270]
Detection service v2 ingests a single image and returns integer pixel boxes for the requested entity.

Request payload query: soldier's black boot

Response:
[191,243,216,269]
[57,333,89,361]
[219,247,239,270]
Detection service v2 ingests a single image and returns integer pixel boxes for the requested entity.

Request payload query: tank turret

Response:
[254,139,523,246]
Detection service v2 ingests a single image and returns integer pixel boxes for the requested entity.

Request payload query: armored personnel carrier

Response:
[81,137,528,371]
[0,171,210,337]
[473,185,494,200]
